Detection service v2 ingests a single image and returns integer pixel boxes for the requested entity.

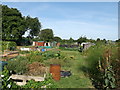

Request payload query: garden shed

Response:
[32,41,45,46]
[44,42,51,46]
[81,42,95,50]
[50,41,57,47]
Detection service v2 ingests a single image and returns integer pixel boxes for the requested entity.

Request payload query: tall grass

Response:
[82,43,118,89]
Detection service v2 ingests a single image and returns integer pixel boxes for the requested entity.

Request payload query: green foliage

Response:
[40,29,54,42]
[17,37,32,46]
[85,45,105,68]
[25,16,41,38]
[96,38,101,42]
[53,36,62,42]
[1,41,17,51]
[41,51,61,60]
[59,47,78,51]
[77,36,88,44]
[1,66,20,89]
[110,44,120,88]
[21,74,57,88]
[6,56,28,74]
[115,39,120,42]
[68,37,74,43]
[2,5,41,45]
[2,5,26,41]
[26,51,44,63]
[83,44,116,89]
[104,65,116,89]
[19,50,30,54]
[43,51,74,68]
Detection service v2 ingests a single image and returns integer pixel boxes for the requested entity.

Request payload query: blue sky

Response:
[2,2,118,40]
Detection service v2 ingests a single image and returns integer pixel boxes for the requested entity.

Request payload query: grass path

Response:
[55,50,94,88]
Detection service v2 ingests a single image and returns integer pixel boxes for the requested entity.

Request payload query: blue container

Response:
[41,48,45,52]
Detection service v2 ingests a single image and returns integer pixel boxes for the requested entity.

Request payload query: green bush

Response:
[39,50,61,60]
[21,74,57,88]
[2,66,20,89]
[6,56,28,74]
[1,41,17,51]
[83,44,116,89]
[19,51,30,54]
[110,44,120,88]
[59,47,78,51]
[26,51,44,63]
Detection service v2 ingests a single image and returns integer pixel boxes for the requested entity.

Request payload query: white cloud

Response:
[40,18,118,40]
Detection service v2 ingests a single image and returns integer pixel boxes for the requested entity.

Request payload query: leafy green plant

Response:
[1,66,20,89]
[19,51,30,54]
[104,65,116,89]
[6,56,28,74]
[21,74,57,88]
[41,51,61,60]
[84,44,117,89]
[26,52,44,63]
[1,41,17,51]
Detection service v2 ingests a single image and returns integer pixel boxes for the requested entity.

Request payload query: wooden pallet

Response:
[0,51,19,61]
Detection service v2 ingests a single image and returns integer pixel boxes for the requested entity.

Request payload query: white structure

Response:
[32,41,35,46]
[81,42,95,50]
[9,74,45,86]
[20,48,31,51]
[44,42,50,46]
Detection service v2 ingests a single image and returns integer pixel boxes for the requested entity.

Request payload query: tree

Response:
[68,37,74,43]
[77,36,87,45]
[53,36,62,42]
[25,16,41,39]
[40,29,54,42]
[2,5,42,45]
[2,5,26,41]
[88,39,96,43]
[102,39,107,43]
[96,38,101,42]
[116,39,120,42]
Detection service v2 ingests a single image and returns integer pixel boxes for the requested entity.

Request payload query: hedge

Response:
[0,41,17,51]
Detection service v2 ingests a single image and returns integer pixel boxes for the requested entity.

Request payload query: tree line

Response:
[2,5,62,45]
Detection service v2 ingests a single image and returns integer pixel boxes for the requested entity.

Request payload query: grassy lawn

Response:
[54,50,94,88]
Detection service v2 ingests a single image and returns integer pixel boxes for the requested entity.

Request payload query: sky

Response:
[2,2,118,40]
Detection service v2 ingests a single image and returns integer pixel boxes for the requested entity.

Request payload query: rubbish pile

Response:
[27,62,48,76]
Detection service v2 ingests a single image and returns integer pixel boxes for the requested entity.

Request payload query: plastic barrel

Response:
[50,64,61,81]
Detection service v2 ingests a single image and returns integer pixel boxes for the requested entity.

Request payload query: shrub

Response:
[6,56,28,74]
[111,43,120,88]
[26,52,44,63]
[40,51,61,60]
[1,66,20,89]
[83,44,117,89]
[21,74,57,88]
[1,41,17,51]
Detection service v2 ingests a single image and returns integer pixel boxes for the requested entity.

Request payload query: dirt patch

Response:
[27,62,48,76]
